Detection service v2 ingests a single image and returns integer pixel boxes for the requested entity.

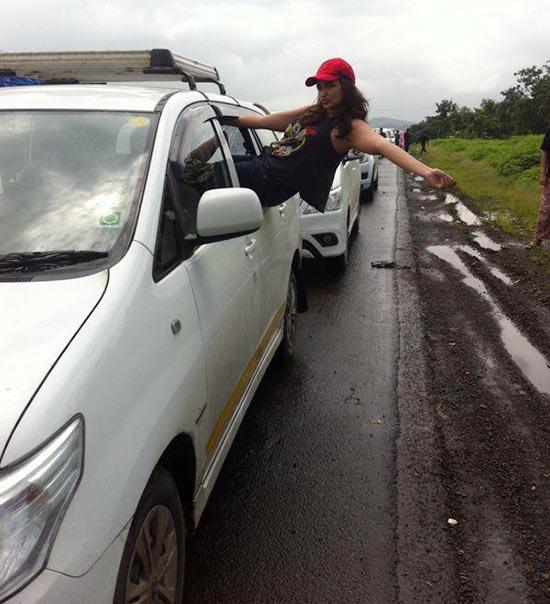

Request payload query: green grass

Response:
[411,136,542,239]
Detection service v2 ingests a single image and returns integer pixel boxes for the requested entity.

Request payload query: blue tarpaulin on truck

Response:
[0,76,42,87]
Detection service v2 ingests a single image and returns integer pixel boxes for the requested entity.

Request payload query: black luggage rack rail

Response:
[0,48,227,95]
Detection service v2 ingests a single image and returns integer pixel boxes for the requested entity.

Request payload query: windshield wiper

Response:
[0,250,109,274]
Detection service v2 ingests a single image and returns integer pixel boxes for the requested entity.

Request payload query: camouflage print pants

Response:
[535,184,550,240]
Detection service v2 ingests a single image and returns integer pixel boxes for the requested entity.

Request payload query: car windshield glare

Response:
[0,110,157,259]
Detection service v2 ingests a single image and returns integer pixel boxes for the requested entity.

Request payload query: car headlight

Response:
[0,416,84,600]
[325,186,342,212]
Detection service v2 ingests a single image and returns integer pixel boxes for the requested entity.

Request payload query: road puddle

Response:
[445,194,482,226]
[428,245,550,395]
[458,246,513,284]
[458,244,484,261]
[459,243,514,285]
[490,268,513,286]
[473,231,502,251]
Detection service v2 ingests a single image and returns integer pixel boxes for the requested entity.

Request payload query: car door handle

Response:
[245,238,257,258]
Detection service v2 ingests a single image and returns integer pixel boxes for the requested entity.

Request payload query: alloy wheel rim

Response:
[126,504,179,604]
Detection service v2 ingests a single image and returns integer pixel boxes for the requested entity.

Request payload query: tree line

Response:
[409,60,550,141]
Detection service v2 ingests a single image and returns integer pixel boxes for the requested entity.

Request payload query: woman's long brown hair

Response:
[298,77,369,138]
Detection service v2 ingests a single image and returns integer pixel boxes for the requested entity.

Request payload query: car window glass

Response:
[0,111,156,258]
[169,119,231,240]
[221,126,258,158]
[154,187,182,278]
[254,128,278,151]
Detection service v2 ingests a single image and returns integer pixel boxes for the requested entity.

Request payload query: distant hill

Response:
[369,117,413,129]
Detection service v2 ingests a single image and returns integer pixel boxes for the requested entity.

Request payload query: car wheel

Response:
[275,269,298,364]
[114,467,186,604]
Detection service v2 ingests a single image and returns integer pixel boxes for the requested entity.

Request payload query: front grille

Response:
[0,273,34,282]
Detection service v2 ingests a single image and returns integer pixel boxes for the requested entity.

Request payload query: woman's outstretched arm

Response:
[236,106,311,132]
[348,120,455,190]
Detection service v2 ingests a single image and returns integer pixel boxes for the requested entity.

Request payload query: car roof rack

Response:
[0,48,227,95]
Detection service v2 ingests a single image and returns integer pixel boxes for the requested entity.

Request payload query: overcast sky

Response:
[2,0,549,122]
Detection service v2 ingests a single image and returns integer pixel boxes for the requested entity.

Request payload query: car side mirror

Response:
[196,187,263,243]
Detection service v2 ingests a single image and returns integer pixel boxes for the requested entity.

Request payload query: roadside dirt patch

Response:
[405,173,550,603]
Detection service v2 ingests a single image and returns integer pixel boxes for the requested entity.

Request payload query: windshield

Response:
[0,110,157,263]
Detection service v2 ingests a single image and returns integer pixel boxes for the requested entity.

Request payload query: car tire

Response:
[351,205,361,238]
[275,269,298,364]
[363,186,374,202]
[329,236,349,273]
[114,467,186,604]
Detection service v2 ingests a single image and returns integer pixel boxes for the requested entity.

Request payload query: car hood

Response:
[0,272,108,461]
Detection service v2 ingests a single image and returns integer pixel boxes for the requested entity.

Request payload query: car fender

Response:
[2,242,207,577]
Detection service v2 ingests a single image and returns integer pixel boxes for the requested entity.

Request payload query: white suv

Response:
[300,154,361,272]
[0,50,304,603]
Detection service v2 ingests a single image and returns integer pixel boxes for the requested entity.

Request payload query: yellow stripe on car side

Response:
[205,303,285,455]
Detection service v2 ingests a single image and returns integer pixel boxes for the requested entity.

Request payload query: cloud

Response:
[1,0,548,122]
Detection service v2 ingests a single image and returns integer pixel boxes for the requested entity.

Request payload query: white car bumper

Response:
[300,208,347,259]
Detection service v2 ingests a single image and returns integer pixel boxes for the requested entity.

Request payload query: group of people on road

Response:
[377,127,428,155]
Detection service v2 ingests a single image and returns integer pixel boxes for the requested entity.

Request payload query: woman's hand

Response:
[425,168,456,190]
[348,122,456,190]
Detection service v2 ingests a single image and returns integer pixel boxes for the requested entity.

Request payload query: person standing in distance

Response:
[404,129,411,152]
[532,126,550,248]
[419,132,429,155]
[229,58,454,212]
[394,129,400,146]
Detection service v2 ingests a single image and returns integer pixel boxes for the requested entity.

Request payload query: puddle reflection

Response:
[473,231,502,251]
[445,194,482,226]
[428,245,550,395]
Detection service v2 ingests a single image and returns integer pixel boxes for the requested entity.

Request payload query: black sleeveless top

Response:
[260,118,344,212]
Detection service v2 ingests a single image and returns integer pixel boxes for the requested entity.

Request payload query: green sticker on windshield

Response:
[98,211,122,228]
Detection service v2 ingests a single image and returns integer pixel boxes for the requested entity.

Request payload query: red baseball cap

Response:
[305,58,355,87]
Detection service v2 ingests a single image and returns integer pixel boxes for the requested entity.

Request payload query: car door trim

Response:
[204,302,285,456]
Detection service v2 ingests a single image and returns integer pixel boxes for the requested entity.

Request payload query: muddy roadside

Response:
[401,169,550,603]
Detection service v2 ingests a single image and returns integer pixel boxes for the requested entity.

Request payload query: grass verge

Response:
[410,136,549,267]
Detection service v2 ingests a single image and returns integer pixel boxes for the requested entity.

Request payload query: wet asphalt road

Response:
[184,159,550,603]
[185,161,452,603]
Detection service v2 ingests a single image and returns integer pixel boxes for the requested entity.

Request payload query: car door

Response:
[220,114,289,344]
[151,180,210,462]
[167,103,261,463]
[253,127,294,318]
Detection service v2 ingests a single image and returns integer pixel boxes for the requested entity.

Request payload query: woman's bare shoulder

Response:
[351,118,370,130]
